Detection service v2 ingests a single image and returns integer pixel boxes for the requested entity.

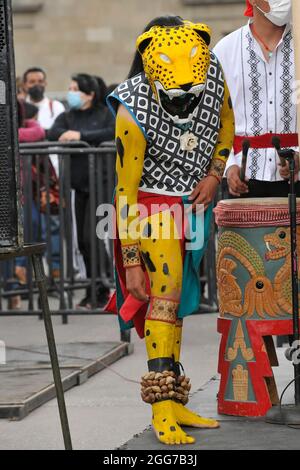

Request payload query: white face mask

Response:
[256,0,292,27]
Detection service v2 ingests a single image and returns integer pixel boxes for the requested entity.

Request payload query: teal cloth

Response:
[178,199,213,318]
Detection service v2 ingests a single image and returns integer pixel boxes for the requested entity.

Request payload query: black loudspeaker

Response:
[0,0,23,251]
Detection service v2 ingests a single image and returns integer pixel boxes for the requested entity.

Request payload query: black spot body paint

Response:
[219,148,230,158]
[146,329,151,336]
[142,251,157,272]
[120,204,129,220]
[152,343,157,349]
[228,96,232,109]
[116,137,125,168]
[125,130,129,135]
[163,263,170,275]
[170,426,176,432]
[161,285,166,293]
[143,222,152,238]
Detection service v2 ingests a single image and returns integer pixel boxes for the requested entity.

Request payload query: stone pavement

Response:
[0,341,130,420]
[121,348,300,450]
[0,309,298,450]
[0,311,219,449]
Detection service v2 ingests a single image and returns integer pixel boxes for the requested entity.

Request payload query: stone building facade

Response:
[12,0,245,93]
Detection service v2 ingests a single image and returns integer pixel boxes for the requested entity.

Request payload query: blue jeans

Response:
[49,215,60,271]
[16,204,60,270]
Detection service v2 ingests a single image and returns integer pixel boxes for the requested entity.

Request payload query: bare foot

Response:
[173,402,219,429]
[152,401,195,445]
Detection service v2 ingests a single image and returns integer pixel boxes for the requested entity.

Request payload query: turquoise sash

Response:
[178,198,213,318]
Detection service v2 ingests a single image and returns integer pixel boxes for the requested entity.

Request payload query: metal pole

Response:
[64,154,74,310]
[89,153,97,308]
[292,0,300,405]
[31,253,72,450]
[288,156,300,405]
[58,155,67,324]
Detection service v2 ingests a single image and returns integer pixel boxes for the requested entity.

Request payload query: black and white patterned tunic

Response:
[107,52,225,196]
[214,22,298,181]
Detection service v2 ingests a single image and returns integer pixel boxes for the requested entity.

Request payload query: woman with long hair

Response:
[49,73,115,308]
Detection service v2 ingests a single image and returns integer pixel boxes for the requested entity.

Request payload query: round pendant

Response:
[269,51,273,58]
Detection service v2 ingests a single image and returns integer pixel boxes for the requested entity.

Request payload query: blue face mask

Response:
[67,91,84,110]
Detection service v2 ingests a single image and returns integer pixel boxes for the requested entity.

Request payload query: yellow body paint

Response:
[145,319,195,445]
[115,105,146,249]
[208,81,235,181]
[139,210,182,300]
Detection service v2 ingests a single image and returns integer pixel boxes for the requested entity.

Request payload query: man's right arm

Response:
[115,104,149,302]
[226,150,249,196]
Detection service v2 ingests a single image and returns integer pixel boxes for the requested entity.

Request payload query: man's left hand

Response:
[186,175,219,213]
[278,152,299,181]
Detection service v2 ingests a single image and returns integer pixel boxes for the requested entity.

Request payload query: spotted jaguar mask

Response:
[136,21,211,124]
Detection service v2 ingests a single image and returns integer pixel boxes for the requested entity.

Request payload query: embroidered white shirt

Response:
[213,22,298,181]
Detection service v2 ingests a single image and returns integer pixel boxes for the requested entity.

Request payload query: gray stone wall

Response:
[12,0,245,93]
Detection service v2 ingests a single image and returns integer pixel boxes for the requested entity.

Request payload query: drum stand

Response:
[266,149,300,425]
[1,243,72,449]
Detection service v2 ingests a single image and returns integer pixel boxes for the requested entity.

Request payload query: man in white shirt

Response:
[23,67,65,132]
[213,0,299,197]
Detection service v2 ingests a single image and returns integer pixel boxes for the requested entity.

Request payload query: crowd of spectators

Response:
[13,67,117,310]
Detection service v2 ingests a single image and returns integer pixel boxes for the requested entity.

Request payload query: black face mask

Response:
[28,85,45,102]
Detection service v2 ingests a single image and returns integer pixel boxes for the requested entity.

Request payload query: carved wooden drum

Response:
[214,198,300,416]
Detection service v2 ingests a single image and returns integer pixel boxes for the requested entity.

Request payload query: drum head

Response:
[215,198,300,227]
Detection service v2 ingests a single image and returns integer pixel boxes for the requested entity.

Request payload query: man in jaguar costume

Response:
[105,15,234,445]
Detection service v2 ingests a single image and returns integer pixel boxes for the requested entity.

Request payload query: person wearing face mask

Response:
[23,67,65,132]
[213,0,299,198]
[48,73,115,309]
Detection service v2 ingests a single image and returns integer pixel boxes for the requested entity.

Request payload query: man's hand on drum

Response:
[126,265,149,302]
[187,175,220,213]
[278,152,299,182]
[227,165,249,197]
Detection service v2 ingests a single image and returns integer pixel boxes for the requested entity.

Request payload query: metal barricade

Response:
[0,141,219,329]
[0,142,117,316]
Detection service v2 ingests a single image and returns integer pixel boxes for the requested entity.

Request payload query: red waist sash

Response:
[233,133,299,155]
